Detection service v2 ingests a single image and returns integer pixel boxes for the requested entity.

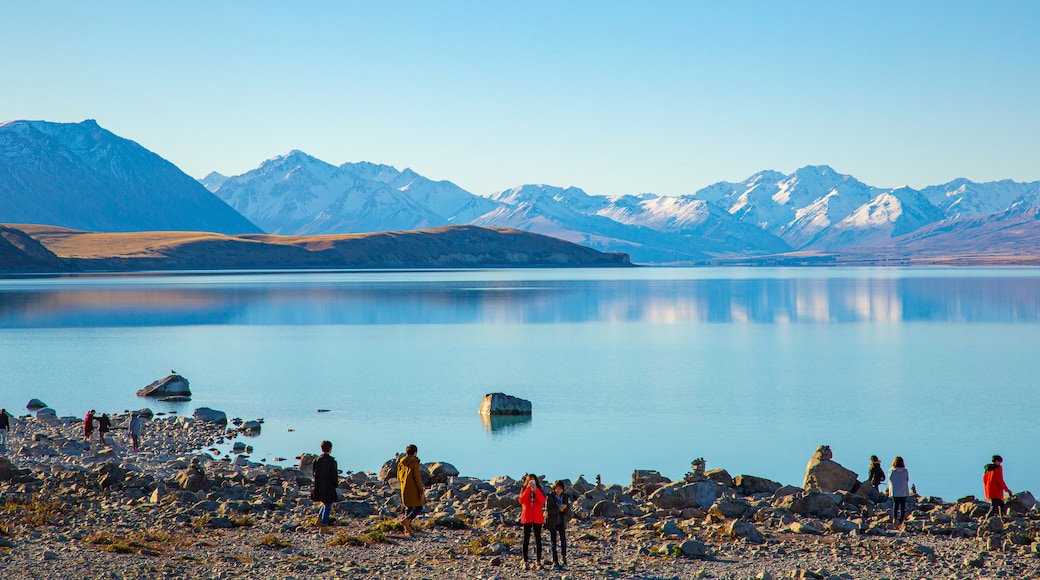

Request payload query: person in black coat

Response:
[868,455,886,492]
[311,440,339,527]
[97,413,112,446]
[0,408,9,448]
[545,480,572,569]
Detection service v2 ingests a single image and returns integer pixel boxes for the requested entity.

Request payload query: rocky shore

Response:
[1,414,1038,580]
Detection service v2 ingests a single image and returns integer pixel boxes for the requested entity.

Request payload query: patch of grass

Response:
[329,533,366,547]
[467,533,512,555]
[190,514,211,528]
[254,534,292,549]
[668,545,684,558]
[231,554,255,564]
[141,531,174,544]
[369,519,404,534]
[360,531,391,544]
[2,497,68,527]
[232,516,255,527]
[104,542,135,554]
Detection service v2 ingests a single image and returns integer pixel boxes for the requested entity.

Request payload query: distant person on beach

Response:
[128,412,144,452]
[84,410,96,442]
[984,454,1013,518]
[868,455,886,492]
[519,473,546,570]
[396,444,425,536]
[545,479,571,570]
[97,413,112,445]
[888,456,910,525]
[311,440,339,528]
[0,408,9,447]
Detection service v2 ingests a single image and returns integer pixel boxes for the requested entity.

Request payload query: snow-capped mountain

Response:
[809,187,946,251]
[200,171,228,191]
[208,152,498,234]
[921,178,1040,220]
[0,120,259,234]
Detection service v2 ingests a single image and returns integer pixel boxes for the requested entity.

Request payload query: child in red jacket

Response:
[983,454,1013,518]
[519,473,546,570]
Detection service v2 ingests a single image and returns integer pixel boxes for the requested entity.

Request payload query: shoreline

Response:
[1,412,1038,579]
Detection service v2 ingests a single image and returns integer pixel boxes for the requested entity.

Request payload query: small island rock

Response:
[479,392,532,415]
[137,374,191,398]
[26,398,47,410]
[193,407,227,424]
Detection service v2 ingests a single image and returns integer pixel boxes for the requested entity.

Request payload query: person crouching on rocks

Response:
[397,444,425,536]
[868,455,885,492]
[545,479,571,570]
[97,413,112,446]
[984,454,1014,519]
[888,456,910,525]
[84,409,96,442]
[311,440,339,529]
[519,473,546,570]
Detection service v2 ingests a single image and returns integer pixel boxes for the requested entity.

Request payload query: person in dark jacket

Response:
[0,408,9,448]
[311,440,339,527]
[97,413,112,445]
[868,455,886,492]
[545,480,571,570]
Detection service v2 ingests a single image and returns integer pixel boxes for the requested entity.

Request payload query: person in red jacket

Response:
[518,473,546,570]
[83,410,95,442]
[983,454,1013,518]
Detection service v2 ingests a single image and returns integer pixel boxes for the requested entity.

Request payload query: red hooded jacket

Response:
[983,465,1012,500]
[519,482,546,524]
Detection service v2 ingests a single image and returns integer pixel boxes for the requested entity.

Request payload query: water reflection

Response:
[1,270,1039,327]
[480,413,533,436]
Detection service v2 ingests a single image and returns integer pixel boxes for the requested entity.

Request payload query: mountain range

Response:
[2,119,1040,266]
[207,151,1040,263]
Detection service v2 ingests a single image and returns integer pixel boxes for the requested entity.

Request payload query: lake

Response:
[1,267,1038,500]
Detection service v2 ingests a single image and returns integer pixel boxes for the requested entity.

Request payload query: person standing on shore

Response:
[868,455,886,492]
[396,444,425,536]
[84,410,96,442]
[519,473,546,570]
[0,408,9,448]
[888,456,910,525]
[984,454,1014,519]
[545,479,571,570]
[128,412,144,452]
[97,413,112,445]
[311,440,339,528]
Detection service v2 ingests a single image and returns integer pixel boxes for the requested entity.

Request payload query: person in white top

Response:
[888,456,911,525]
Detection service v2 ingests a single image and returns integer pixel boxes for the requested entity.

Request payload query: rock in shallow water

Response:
[478,392,532,415]
[138,374,191,398]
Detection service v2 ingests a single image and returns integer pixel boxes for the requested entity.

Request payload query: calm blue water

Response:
[1,267,1038,500]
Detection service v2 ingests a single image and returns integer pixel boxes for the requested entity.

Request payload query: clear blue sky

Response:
[3,1,1038,195]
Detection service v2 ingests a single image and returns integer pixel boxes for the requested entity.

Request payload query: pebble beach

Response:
[1,410,1038,580]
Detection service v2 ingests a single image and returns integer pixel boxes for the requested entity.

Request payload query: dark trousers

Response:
[522,523,542,563]
[892,496,907,522]
[986,498,1007,518]
[548,524,566,565]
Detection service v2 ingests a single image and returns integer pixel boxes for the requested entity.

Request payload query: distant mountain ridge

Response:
[0,120,259,234]
[206,152,1040,263]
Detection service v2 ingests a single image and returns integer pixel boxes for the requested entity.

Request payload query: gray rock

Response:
[427,462,459,485]
[708,497,750,521]
[735,474,782,495]
[298,453,317,475]
[591,500,624,518]
[648,481,723,510]
[659,519,684,538]
[137,374,191,397]
[803,445,859,493]
[775,492,840,518]
[827,517,859,533]
[336,500,374,518]
[705,468,733,487]
[726,520,765,544]
[174,461,210,492]
[135,408,154,419]
[26,398,47,410]
[478,392,532,415]
[241,420,261,433]
[192,407,227,424]
[679,539,708,558]
[1008,491,1036,514]
[789,521,822,534]
[35,407,58,421]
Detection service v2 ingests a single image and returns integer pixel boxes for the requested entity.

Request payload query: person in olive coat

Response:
[397,444,426,536]
[311,440,339,527]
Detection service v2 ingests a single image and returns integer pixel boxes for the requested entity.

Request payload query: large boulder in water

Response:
[26,398,47,410]
[426,462,460,485]
[35,408,58,422]
[192,407,227,424]
[803,445,860,493]
[138,374,191,398]
[479,392,532,415]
